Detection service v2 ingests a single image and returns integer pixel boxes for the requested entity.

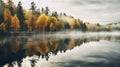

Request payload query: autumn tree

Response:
[48,16,59,31]
[16,1,27,31]
[74,19,80,30]
[52,17,59,31]
[57,20,64,31]
[11,14,20,32]
[45,16,63,32]
[29,1,38,31]
[49,23,54,32]
[26,13,36,31]
[84,22,90,31]
[77,19,83,29]
[69,21,75,30]
[4,8,11,31]
[35,14,49,31]
[46,17,58,32]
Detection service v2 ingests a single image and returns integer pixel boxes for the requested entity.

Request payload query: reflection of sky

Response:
[5,0,120,24]
[22,41,120,67]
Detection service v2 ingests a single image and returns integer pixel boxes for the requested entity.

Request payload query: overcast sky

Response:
[5,0,120,24]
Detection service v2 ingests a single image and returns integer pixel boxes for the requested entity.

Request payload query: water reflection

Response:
[0,34,120,67]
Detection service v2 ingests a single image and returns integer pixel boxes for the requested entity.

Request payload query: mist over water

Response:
[0,31,120,67]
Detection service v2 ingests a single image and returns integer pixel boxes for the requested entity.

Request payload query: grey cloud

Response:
[12,0,120,23]
[67,0,120,6]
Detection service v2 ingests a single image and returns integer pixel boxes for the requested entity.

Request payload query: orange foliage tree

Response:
[11,15,20,32]
[4,8,12,31]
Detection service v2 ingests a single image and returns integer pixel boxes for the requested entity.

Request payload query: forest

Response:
[0,0,113,35]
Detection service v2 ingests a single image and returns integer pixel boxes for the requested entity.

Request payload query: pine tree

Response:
[16,1,27,31]
[29,1,37,31]
[0,0,5,24]
[30,1,36,14]
[45,6,49,15]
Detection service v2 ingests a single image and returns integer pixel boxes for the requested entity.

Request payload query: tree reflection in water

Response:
[0,35,119,67]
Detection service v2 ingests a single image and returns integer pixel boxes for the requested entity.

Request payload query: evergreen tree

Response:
[52,11,58,18]
[41,8,45,14]
[30,1,36,31]
[45,6,49,15]
[16,1,27,31]
[30,1,36,14]
[0,0,5,23]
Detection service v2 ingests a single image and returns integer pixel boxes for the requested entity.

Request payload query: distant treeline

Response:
[0,0,115,33]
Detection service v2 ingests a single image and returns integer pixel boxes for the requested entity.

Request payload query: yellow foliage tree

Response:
[57,19,65,30]
[11,15,20,32]
[36,14,49,31]
[84,22,90,30]
[77,19,83,27]
[24,10,32,20]
[50,23,54,31]
[26,12,36,31]
[4,8,12,31]
[48,16,59,31]
[51,17,59,27]
[69,21,75,30]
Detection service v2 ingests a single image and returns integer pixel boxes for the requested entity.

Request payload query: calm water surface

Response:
[0,32,120,67]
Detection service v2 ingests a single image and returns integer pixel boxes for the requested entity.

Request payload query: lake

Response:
[0,32,120,67]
